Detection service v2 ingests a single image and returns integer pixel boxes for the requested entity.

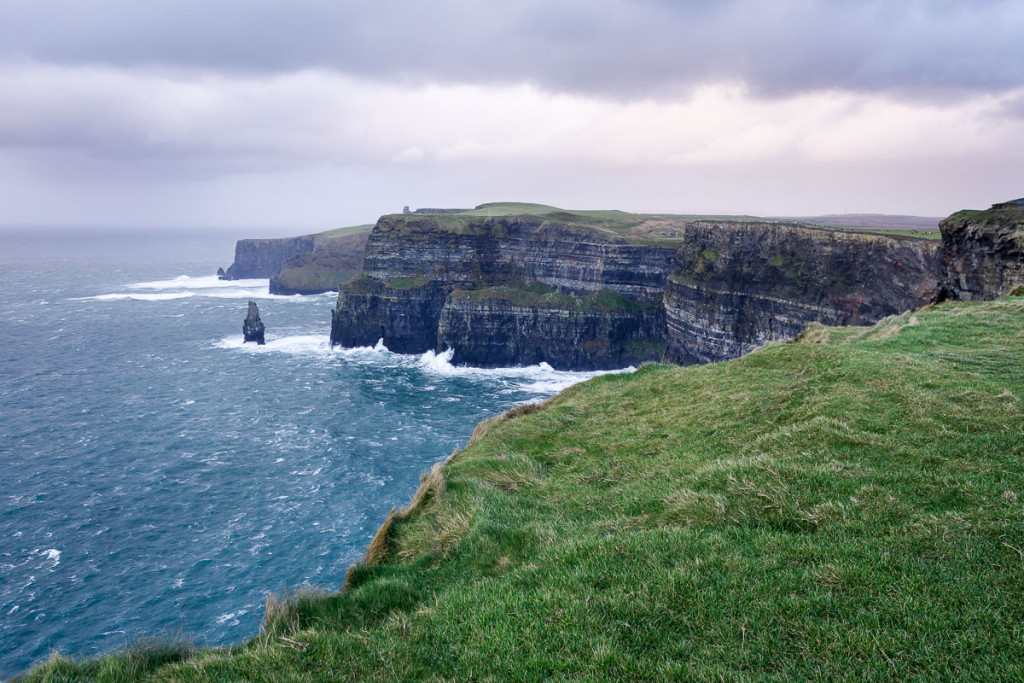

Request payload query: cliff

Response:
[438,285,666,369]
[330,207,945,370]
[331,212,678,369]
[938,198,1024,301]
[221,235,317,280]
[220,227,372,294]
[664,222,941,363]
[269,231,370,295]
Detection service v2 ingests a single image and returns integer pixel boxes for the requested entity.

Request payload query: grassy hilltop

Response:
[27,291,1024,680]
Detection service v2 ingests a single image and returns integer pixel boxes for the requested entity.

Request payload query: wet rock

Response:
[243,300,265,345]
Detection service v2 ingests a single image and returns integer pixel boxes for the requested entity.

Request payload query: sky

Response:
[1,0,1022,230]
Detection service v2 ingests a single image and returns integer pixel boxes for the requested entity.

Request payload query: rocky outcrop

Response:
[243,300,265,345]
[937,199,1024,301]
[664,222,942,363]
[221,236,316,280]
[270,232,370,295]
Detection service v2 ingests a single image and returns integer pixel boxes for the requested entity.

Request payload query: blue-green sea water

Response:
[0,229,623,678]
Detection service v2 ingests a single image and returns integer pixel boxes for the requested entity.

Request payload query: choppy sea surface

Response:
[0,228,626,678]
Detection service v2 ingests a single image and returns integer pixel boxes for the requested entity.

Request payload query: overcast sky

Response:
[2,0,1022,230]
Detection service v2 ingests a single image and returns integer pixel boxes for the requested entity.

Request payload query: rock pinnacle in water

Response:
[243,300,265,345]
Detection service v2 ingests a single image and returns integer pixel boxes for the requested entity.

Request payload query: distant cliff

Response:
[220,230,371,294]
[221,236,317,280]
[329,209,947,370]
[270,232,370,295]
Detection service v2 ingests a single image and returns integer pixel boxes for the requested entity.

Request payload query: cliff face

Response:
[222,236,316,280]
[270,232,370,295]
[361,215,677,301]
[438,286,666,370]
[938,199,1024,301]
[331,215,676,368]
[328,205,1022,369]
[331,276,448,353]
[663,222,942,363]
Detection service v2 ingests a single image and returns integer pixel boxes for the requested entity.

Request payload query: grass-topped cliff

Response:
[389,202,940,244]
[28,292,1024,680]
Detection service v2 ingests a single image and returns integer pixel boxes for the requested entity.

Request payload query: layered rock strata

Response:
[331,215,677,369]
[937,199,1024,301]
[664,222,942,363]
[329,202,1023,370]
[438,286,666,369]
[331,214,935,369]
[221,236,316,280]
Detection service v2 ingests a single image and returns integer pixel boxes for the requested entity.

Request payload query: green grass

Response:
[387,206,942,249]
[24,297,1024,681]
[384,203,811,245]
[453,282,642,313]
[316,224,374,240]
[861,229,941,239]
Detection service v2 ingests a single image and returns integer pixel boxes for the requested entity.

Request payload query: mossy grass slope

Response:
[25,297,1024,681]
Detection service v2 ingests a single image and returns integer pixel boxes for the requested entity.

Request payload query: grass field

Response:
[26,294,1024,681]
[316,224,374,240]
[387,203,942,246]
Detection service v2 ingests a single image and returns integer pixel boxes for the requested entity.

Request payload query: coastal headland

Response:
[30,200,1022,679]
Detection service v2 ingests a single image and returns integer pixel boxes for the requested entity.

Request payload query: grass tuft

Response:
[793,322,830,344]
[21,634,195,682]
[361,508,397,569]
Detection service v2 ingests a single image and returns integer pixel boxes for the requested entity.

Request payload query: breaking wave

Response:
[76,274,333,302]
[216,335,633,395]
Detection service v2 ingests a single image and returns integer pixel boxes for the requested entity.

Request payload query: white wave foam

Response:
[127,275,266,291]
[216,331,633,395]
[81,274,328,302]
[215,609,248,626]
[215,334,332,356]
[35,548,60,568]
[331,338,390,361]
[417,348,633,393]
[201,288,287,300]
[74,292,195,302]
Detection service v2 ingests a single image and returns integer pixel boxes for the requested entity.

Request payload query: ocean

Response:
[0,228,623,677]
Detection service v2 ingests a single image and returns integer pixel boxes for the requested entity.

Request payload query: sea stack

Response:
[243,300,265,345]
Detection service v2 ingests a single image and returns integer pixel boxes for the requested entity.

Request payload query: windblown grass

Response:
[22,297,1024,681]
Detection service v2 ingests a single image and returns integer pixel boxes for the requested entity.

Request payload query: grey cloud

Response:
[1,0,1022,99]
